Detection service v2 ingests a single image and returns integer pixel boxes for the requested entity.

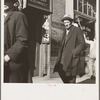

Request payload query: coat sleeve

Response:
[6,12,29,62]
[72,28,85,58]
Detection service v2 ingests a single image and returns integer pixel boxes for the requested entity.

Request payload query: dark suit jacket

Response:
[54,25,85,76]
[4,10,31,83]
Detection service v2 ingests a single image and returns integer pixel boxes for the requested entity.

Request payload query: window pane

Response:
[88,5,92,16]
[84,0,87,14]
[93,6,96,17]
[74,0,77,10]
[78,0,82,12]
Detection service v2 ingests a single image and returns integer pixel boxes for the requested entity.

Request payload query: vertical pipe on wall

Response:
[47,0,53,77]
[47,16,51,77]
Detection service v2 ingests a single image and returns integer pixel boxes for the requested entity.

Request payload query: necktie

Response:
[64,30,69,44]
[66,30,69,35]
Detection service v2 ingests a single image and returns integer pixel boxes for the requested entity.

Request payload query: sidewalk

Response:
[32,72,63,83]
[32,72,95,83]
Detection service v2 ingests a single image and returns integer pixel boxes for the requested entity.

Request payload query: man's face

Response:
[64,20,72,29]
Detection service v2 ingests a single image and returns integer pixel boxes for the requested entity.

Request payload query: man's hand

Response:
[4,55,10,63]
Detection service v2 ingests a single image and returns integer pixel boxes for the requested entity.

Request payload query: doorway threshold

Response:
[32,75,63,83]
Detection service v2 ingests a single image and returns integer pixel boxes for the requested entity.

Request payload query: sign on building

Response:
[28,0,51,12]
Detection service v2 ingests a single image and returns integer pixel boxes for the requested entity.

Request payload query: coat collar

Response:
[64,25,75,44]
[4,10,14,24]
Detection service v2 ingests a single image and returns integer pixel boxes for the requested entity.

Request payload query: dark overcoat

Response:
[4,10,31,83]
[54,25,85,76]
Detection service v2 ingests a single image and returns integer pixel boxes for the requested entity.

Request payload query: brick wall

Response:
[50,0,65,72]
[52,0,65,23]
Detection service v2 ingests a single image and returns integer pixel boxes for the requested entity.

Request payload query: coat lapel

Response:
[65,25,75,44]
[4,11,14,24]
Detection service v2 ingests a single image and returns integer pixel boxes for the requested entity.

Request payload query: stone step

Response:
[32,75,63,83]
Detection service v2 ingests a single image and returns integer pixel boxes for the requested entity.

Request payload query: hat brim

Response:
[5,0,18,3]
[61,17,73,22]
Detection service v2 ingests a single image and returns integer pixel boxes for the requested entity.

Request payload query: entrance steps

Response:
[32,72,63,83]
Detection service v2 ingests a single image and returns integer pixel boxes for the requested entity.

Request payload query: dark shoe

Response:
[69,76,76,83]
[91,76,95,80]
[43,74,47,77]
[65,76,73,83]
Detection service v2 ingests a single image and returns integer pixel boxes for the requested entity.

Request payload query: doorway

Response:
[23,6,45,77]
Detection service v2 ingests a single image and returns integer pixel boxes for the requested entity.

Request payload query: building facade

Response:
[51,0,96,76]
[19,0,96,80]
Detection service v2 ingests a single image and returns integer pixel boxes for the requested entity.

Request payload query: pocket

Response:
[8,60,23,71]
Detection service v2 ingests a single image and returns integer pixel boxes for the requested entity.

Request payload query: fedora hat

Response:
[4,0,18,9]
[61,14,73,22]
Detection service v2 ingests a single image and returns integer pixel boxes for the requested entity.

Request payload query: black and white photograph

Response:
[1,0,99,100]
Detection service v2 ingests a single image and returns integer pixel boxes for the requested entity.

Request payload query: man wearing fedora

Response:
[4,0,32,83]
[54,15,85,83]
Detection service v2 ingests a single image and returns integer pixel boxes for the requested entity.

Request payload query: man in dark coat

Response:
[4,0,31,83]
[54,15,85,83]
